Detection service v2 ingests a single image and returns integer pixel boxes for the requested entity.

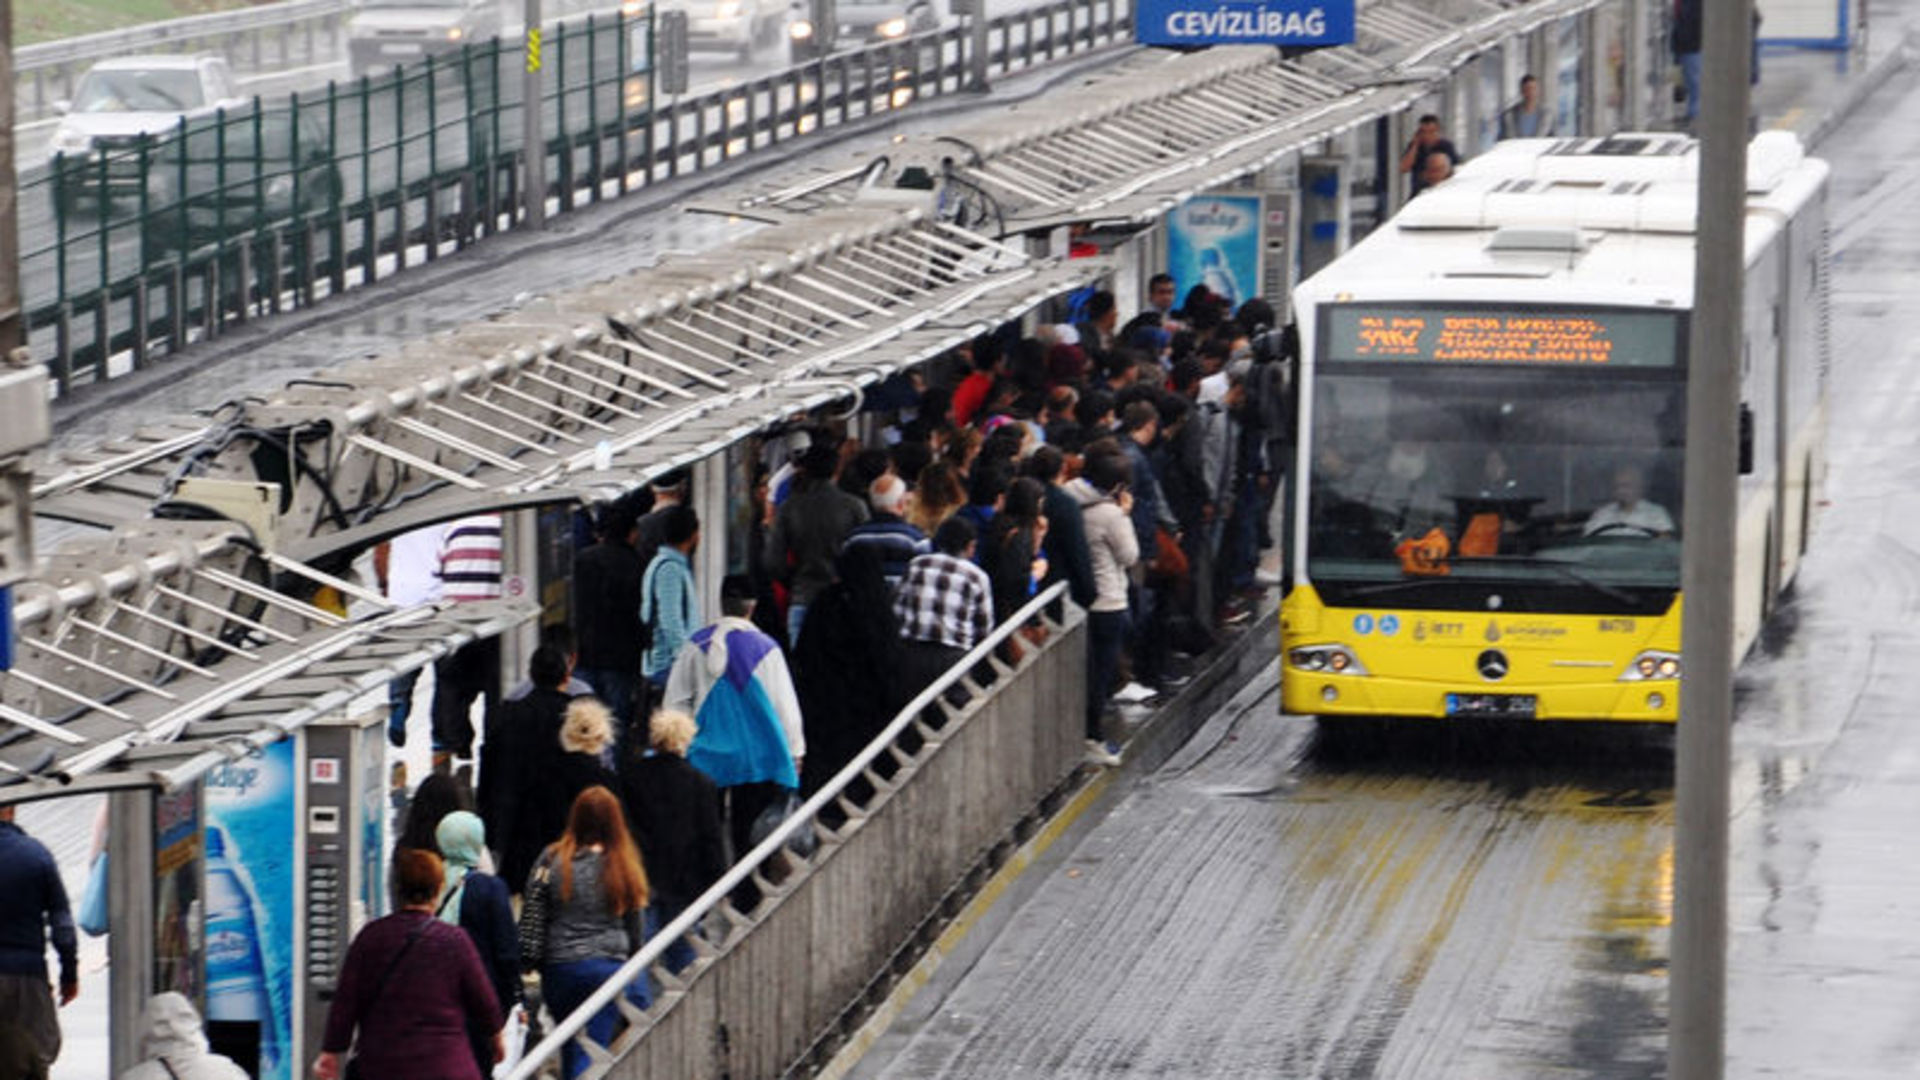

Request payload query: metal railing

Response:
[505,582,1087,1079]
[15,0,351,122]
[21,0,1133,397]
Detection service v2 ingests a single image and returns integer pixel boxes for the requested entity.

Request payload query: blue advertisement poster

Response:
[203,740,297,1080]
[1166,193,1264,314]
[1135,0,1354,47]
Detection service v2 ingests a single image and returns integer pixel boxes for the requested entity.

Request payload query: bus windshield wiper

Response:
[1346,576,1456,598]
[1462,555,1640,606]
[1342,557,1641,605]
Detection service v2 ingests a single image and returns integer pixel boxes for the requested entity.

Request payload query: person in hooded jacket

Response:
[434,811,519,1076]
[118,993,248,1080]
[1068,442,1139,758]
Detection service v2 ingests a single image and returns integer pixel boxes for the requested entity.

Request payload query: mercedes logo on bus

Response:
[1476,649,1510,681]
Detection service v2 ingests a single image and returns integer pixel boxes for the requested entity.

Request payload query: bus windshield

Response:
[1306,357,1685,612]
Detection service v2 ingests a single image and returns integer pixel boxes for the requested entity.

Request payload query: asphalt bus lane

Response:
[854,671,1678,1080]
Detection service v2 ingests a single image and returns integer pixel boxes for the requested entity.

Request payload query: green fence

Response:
[21,0,1132,396]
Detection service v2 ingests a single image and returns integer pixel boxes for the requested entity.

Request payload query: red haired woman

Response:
[520,786,651,1078]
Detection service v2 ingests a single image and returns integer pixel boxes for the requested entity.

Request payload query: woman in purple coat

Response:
[313,849,503,1080]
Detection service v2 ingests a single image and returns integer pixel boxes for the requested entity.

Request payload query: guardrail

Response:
[15,0,351,122]
[503,583,1087,1080]
[21,0,1133,397]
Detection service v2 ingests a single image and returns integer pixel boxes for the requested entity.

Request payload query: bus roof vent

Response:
[1486,226,1589,254]
[1578,134,1692,157]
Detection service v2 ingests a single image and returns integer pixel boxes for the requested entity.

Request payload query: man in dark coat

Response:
[571,500,644,733]
[766,441,869,649]
[1025,445,1096,610]
[480,646,573,892]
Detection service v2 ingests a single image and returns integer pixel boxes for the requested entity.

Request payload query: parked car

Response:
[658,0,787,60]
[787,0,948,63]
[48,54,248,218]
[347,0,504,76]
[141,106,343,260]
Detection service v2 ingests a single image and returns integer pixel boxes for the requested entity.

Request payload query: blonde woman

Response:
[505,697,615,895]
[617,709,725,974]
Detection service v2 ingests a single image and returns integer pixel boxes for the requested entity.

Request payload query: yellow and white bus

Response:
[1281,131,1829,723]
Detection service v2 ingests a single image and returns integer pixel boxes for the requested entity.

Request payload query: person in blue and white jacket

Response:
[664,575,806,861]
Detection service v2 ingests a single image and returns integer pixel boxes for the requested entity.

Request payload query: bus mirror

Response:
[1738,403,1755,475]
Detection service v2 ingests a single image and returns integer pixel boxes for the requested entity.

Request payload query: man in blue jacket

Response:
[0,804,78,1080]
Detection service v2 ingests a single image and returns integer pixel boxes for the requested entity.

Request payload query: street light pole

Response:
[523,0,547,229]
[1670,0,1750,1076]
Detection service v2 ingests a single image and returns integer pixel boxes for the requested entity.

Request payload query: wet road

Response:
[852,61,1920,1080]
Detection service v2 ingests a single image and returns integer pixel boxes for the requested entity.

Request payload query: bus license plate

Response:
[1446,693,1537,719]
[382,43,424,55]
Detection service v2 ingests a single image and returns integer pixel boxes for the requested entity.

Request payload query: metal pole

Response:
[523,0,546,229]
[1670,0,1749,1076]
[0,0,22,354]
[1624,0,1647,131]
[968,0,990,92]
[107,789,158,1076]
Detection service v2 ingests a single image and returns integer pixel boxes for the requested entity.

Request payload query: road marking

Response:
[815,766,1116,1080]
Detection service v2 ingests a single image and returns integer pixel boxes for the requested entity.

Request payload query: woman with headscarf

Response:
[434,811,519,1077]
[793,544,907,796]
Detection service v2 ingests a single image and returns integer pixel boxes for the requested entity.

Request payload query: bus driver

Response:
[1583,464,1675,538]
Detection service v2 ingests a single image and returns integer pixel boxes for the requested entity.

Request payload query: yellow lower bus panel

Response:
[1279,586,1683,723]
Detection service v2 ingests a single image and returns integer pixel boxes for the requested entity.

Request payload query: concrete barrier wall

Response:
[603,601,1086,1079]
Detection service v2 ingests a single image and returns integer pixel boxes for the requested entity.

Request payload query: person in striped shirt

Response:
[432,514,504,765]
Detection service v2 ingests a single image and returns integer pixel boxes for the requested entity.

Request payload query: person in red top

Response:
[948,337,1001,427]
[314,849,502,1080]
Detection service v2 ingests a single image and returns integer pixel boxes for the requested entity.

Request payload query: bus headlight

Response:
[1289,645,1367,676]
[877,16,909,37]
[1619,650,1681,681]
[789,18,814,38]
[446,25,464,40]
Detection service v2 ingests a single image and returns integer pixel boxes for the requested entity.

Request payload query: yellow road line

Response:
[815,767,1117,1080]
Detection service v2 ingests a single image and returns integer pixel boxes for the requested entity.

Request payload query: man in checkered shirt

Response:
[893,516,994,700]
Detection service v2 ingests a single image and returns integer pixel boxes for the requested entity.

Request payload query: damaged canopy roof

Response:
[0,520,533,804]
[32,205,1109,567]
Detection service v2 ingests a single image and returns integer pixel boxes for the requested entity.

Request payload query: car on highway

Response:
[140,106,343,261]
[346,0,504,76]
[657,0,789,60]
[47,55,248,217]
[787,0,949,63]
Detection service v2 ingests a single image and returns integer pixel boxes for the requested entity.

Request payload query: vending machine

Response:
[298,712,389,1072]
[198,710,386,1080]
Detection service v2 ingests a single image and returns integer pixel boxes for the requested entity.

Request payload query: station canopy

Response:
[0,519,533,803]
[690,0,1614,233]
[10,205,1104,800]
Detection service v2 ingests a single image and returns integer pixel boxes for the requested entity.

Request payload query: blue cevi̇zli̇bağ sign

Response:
[1134,0,1355,47]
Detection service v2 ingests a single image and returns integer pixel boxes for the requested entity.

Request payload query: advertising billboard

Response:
[203,740,297,1080]
[1166,193,1265,315]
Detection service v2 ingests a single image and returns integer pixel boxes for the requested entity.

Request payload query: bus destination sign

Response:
[1324,306,1680,368]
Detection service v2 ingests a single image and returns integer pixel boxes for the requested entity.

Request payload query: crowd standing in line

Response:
[338,275,1296,1076]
